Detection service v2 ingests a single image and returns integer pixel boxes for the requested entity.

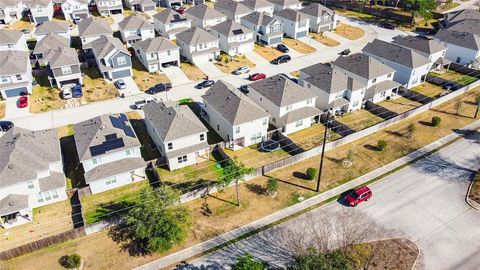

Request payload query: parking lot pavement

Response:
[244,51,270,67]
[162,66,192,86]
[118,77,141,96]
[5,97,31,119]
[197,62,225,79]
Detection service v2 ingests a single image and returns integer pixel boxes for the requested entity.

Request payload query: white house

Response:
[153,8,192,40]
[332,53,402,104]
[242,0,274,16]
[299,63,367,114]
[268,0,302,12]
[210,19,254,56]
[0,0,23,25]
[118,13,155,47]
[214,0,251,22]
[362,39,432,89]
[176,27,220,64]
[34,20,71,42]
[125,0,157,12]
[0,50,32,99]
[0,127,67,228]
[202,80,270,150]
[78,16,113,46]
[393,35,448,71]
[159,0,182,8]
[60,0,90,23]
[94,0,123,16]
[273,8,309,39]
[434,24,480,67]
[248,74,321,134]
[143,101,209,170]
[299,3,337,33]
[185,4,227,29]
[25,0,54,24]
[133,37,180,72]
[73,114,146,195]
[240,11,283,45]
[0,29,28,51]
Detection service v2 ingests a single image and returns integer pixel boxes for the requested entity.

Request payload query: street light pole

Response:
[316,111,330,193]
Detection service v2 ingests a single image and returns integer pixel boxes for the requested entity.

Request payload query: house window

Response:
[27,181,34,189]
[262,118,267,125]
[0,76,7,83]
[168,142,173,150]
[7,44,14,48]
[36,193,44,203]
[217,124,220,131]
[92,158,101,165]
[285,105,292,111]
[295,120,303,127]
[250,132,262,143]
[61,66,72,75]
[352,100,359,107]
[177,155,188,164]
[200,134,205,141]
[43,191,52,201]
[126,149,131,156]
[372,78,377,83]
[105,177,117,185]
[51,190,59,199]
[117,56,127,65]
[306,99,312,105]
[456,57,461,63]
[167,50,171,56]
[235,126,240,133]
[150,53,155,59]
[16,74,22,80]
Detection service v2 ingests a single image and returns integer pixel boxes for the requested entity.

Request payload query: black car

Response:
[0,121,14,132]
[379,22,395,30]
[196,80,215,89]
[340,49,351,55]
[146,83,172,94]
[271,55,291,65]
[277,44,289,53]
[239,85,249,94]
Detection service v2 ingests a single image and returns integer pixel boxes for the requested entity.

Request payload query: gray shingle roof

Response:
[33,33,70,55]
[78,16,112,38]
[300,63,365,94]
[249,74,316,107]
[0,127,60,188]
[241,11,276,26]
[0,50,29,76]
[299,3,333,17]
[214,0,252,16]
[0,0,22,8]
[84,35,130,58]
[366,79,402,95]
[24,0,51,7]
[274,8,308,22]
[362,39,432,69]
[446,19,480,37]
[332,53,395,80]
[34,20,69,36]
[211,19,252,37]
[267,0,300,7]
[445,9,480,24]
[242,0,274,10]
[186,4,226,20]
[0,194,29,216]
[202,80,269,125]
[176,27,218,45]
[434,28,480,51]
[133,37,179,53]
[73,114,141,161]
[0,29,22,45]
[43,46,79,68]
[118,13,153,31]
[39,172,66,191]
[280,106,321,124]
[143,101,208,142]
[392,35,446,55]
[166,141,209,160]
[153,8,190,24]
[84,157,145,183]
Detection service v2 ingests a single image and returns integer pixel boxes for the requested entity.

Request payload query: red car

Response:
[249,73,266,81]
[173,6,185,14]
[345,186,372,207]
[18,96,28,108]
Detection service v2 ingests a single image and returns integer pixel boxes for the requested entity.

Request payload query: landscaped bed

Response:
[334,23,365,40]
[132,58,171,91]
[309,32,340,47]
[214,54,256,74]
[224,145,290,169]
[180,62,207,81]
[282,37,316,54]
[253,44,284,61]
[29,76,67,113]
[337,109,384,131]
[468,171,480,205]
[288,123,342,150]
[82,68,119,102]
[378,97,423,114]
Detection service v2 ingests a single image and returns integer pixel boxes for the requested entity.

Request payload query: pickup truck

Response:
[134,97,158,110]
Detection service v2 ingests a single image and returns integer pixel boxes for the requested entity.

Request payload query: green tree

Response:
[232,253,268,270]
[266,177,279,195]
[406,123,417,139]
[407,0,437,22]
[377,140,388,151]
[306,168,317,181]
[58,254,81,269]
[217,158,254,206]
[124,186,191,253]
[291,249,352,270]
[431,116,442,127]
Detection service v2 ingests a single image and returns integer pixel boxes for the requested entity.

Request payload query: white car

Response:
[134,97,158,110]
[232,66,250,75]
[115,79,127,89]
[61,84,74,100]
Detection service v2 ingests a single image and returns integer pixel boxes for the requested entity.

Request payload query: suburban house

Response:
[133,36,180,72]
[242,0,274,16]
[299,63,366,114]
[393,35,448,71]
[268,0,302,12]
[73,114,146,195]
[158,0,182,8]
[94,0,123,16]
[153,8,192,40]
[118,13,155,47]
[0,127,67,229]
[124,0,157,12]
[0,0,23,24]
[214,0,251,22]
[25,0,54,24]
[210,19,254,56]
[248,74,321,134]
[33,33,69,64]
[0,50,32,99]
[240,11,283,45]
[176,27,220,64]
[185,4,227,29]
[332,53,401,103]
[362,39,432,89]
[34,20,71,42]
[143,101,209,170]
[78,16,113,46]
[299,3,337,33]
[42,46,83,88]
[60,0,90,23]
[273,8,309,39]
[84,35,133,80]
[0,29,28,51]
[202,80,269,150]
[443,8,479,26]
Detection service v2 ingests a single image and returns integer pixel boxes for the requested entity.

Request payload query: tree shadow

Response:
[246,183,267,195]
[163,179,215,195]
[108,221,151,257]
[89,201,137,224]
[418,120,433,127]
[173,261,225,270]
[410,152,478,183]
[385,130,404,138]
[207,193,237,206]
[326,156,343,164]
[292,171,309,180]
[364,144,380,152]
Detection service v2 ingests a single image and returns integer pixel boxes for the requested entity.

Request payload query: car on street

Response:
[276,44,289,53]
[18,96,28,108]
[239,85,249,94]
[345,186,372,207]
[146,83,172,94]
[196,80,215,89]
[379,22,395,30]
[271,55,291,65]
[134,97,158,110]
[0,121,14,132]
[232,65,250,75]
[340,49,351,55]
[114,79,126,89]
[249,73,266,81]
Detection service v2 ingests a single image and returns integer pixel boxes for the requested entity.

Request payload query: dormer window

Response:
[168,142,173,150]
[200,134,205,141]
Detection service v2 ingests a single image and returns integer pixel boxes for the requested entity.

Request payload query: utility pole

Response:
[316,111,330,193]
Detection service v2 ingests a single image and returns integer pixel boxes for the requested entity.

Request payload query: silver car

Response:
[232,66,250,75]
[114,79,127,89]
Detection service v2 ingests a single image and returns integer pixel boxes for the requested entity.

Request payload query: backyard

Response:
[214,54,256,74]
[29,76,67,113]
[337,109,384,131]
[224,145,290,169]
[132,58,171,91]
[253,44,283,61]
[378,97,423,114]
[430,70,479,86]
[180,62,207,81]
[82,68,119,102]
[5,18,33,32]
[334,23,365,40]
[412,82,446,98]
[282,37,316,54]
[309,32,340,47]
[288,123,342,150]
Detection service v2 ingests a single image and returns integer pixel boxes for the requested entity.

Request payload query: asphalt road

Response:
[181,131,480,270]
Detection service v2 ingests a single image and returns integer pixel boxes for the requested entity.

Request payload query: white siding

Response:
[88,167,146,194]
[82,147,142,173]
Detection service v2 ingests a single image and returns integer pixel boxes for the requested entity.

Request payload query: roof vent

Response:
[8,164,13,169]
[8,201,15,206]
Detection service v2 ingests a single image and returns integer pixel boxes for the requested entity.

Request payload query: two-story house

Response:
[118,13,155,47]
[84,35,133,80]
[210,19,254,56]
[25,0,54,24]
[332,53,401,103]
[73,114,146,194]
[214,0,251,22]
[143,101,209,170]
[0,127,67,228]
[268,0,302,12]
[393,35,448,71]
[0,29,28,51]
[176,26,220,64]
[202,80,269,150]
[185,4,227,29]
[273,8,309,39]
[240,11,282,45]
[158,0,182,8]
[125,0,157,12]
[299,63,366,113]
[248,74,321,134]
[33,33,69,65]
[0,50,32,99]
[94,0,123,16]
[34,20,71,42]
[78,16,113,46]
[362,39,432,89]
[0,0,23,25]
[299,3,337,33]
[133,36,180,72]
[42,46,83,88]
[61,0,90,23]
[153,8,192,40]
[242,0,274,16]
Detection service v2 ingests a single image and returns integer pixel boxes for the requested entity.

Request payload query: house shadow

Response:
[60,135,86,188]
[162,179,216,195]
[245,183,267,195]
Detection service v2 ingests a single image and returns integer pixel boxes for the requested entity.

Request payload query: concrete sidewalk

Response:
[135,119,480,270]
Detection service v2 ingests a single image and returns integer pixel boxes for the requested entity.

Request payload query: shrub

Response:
[377,140,388,151]
[432,116,441,127]
[58,254,81,269]
[232,253,268,270]
[306,168,317,180]
[406,123,416,139]
[266,178,279,194]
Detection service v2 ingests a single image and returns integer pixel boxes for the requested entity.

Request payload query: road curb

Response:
[466,177,480,211]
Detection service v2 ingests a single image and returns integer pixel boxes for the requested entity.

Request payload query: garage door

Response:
[4,87,27,98]
[143,5,155,11]
[35,16,49,23]
[269,37,282,45]
[296,31,308,38]
[111,69,132,80]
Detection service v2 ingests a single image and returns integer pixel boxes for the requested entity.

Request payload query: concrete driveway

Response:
[245,51,270,67]
[197,62,225,79]
[117,77,141,97]
[163,66,192,86]
[110,13,124,31]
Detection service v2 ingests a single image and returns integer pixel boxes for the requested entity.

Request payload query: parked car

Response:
[276,44,289,53]
[196,80,215,89]
[173,5,185,14]
[345,186,372,207]
[114,79,127,89]
[379,22,395,30]
[232,65,250,75]
[249,73,266,81]
[271,55,291,65]
[239,85,249,94]
[18,96,28,108]
[146,83,172,94]
[134,97,158,110]
[340,49,351,55]
[0,121,14,132]
[21,29,30,34]
[61,88,72,100]
[72,84,83,98]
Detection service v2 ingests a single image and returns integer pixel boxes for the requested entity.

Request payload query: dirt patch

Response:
[180,62,207,81]
[132,58,171,91]
[334,23,365,40]
[309,32,340,47]
[0,101,5,119]
[337,109,384,131]
[29,77,68,113]
[378,97,423,114]
[288,124,342,150]
[469,171,480,204]
[282,37,316,54]
[412,82,446,98]
[214,54,256,74]
[5,18,33,32]
[254,44,284,61]
[81,68,119,102]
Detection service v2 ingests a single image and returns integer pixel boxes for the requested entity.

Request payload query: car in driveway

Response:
[18,96,28,108]
[345,186,372,207]
[146,83,172,94]
[276,44,289,53]
[379,22,395,30]
[0,121,14,132]
[232,65,250,75]
[173,5,185,14]
[271,55,291,65]
[196,80,215,89]
[239,85,249,94]
[249,73,266,81]
[114,79,127,89]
